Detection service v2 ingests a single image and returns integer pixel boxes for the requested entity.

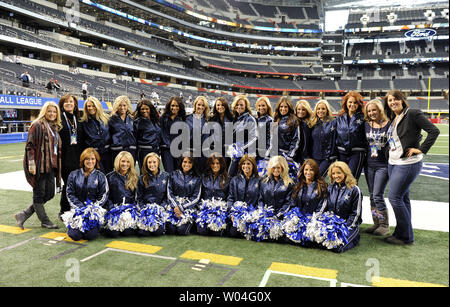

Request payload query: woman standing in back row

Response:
[383,90,440,245]
[335,91,367,181]
[59,94,84,218]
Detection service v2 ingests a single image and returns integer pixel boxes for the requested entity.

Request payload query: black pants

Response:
[33,169,56,204]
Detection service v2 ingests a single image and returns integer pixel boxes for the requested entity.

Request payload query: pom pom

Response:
[195,198,228,232]
[104,203,139,232]
[61,199,106,233]
[281,207,312,245]
[281,153,300,180]
[227,143,244,159]
[229,202,283,242]
[136,203,166,232]
[305,211,350,249]
[165,196,196,227]
[257,159,268,177]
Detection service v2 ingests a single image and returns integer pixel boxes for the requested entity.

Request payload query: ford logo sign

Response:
[405,29,437,38]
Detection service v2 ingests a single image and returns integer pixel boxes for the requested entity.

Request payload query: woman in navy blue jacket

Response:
[294,100,313,165]
[197,154,230,236]
[80,96,112,174]
[186,96,210,173]
[255,96,273,161]
[133,99,162,171]
[228,95,258,177]
[227,154,261,237]
[266,97,300,162]
[318,161,363,253]
[109,96,136,166]
[335,91,367,180]
[166,153,202,235]
[66,148,109,241]
[210,97,234,168]
[259,156,294,218]
[104,151,138,237]
[291,159,328,215]
[136,152,169,236]
[309,100,338,178]
[160,96,186,173]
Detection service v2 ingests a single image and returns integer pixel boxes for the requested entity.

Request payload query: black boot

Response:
[14,204,35,230]
[33,203,58,229]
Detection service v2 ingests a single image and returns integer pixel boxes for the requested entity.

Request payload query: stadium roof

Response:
[322,0,448,9]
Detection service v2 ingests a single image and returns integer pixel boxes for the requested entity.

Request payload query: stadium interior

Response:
[0,0,448,133]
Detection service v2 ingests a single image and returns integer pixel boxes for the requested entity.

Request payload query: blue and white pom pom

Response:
[61,198,106,233]
[281,207,312,245]
[281,153,300,180]
[230,203,283,242]
[257,159,268,177]
[136,203,166,232]
[104,200,139,232]
[227,143,244,159]
[195,198,228,232]
[165,196,196,227]
[305,211,350,249]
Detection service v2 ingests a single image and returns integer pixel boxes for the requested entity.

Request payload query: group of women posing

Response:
[15,89,439,248]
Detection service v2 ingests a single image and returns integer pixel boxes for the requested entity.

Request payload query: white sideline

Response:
[0,171,448,232]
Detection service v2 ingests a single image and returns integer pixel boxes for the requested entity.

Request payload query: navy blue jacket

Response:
[185,114,209,150]
[136,171,169,208]
[320,183,363,228]
[133,117,162,153]
[160,114,184,149]
[210,115,233,152]
[295,121,312,163]
[258,176,293,216]
[167,169,202,211]
[66,168,109,209]
[290,182,327,214]
[80,116,110,154]
[311,119,338,161]
[335,112,367,154]
[227,174,260,209]
[232,111,257,154]
[268,115,300,159]
[201,174,230,201]
[256,114,273,155]
[109,114,136,150]
[106,171,136,209]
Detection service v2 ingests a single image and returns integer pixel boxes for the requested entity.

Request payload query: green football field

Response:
[0,125,448,288]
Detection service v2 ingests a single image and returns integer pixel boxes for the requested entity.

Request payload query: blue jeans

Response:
[365,165,389,211]
[387,161,423,244]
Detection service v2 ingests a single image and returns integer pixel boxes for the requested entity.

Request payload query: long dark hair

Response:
[162,96,186,120]
[133,98,159,123]
[177,151,199,176]
[205,153,228,188]
[211,97,233,123]
[292,159,328,199]
[273,96,298,132]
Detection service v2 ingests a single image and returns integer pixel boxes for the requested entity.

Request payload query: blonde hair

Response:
[33,101,62,131]
[112,95,133,117]
[363,99,389,123]
[193,95,210,120]
[114,151,138,191]
[310,99,334,127]
[141,152,161,188]
[255,96,273,117]
[231,94,252,114]
[81,96,110,126]
[295,99,313,128]
[328,161,357,189]
[264,155,293,187]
